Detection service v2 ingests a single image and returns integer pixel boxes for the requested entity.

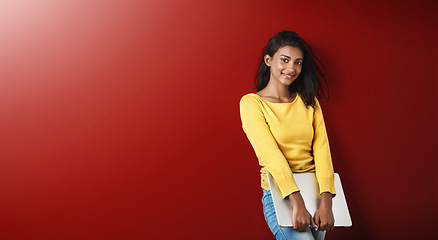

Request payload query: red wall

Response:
[1,0,437,239]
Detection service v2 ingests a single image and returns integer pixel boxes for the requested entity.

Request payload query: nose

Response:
[286,63,295,73]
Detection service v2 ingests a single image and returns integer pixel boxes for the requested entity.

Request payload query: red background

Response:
[1,0,437,239]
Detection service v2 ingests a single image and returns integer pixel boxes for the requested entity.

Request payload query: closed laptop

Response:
[267,172,352,227]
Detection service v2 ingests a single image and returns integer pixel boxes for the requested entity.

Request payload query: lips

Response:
[282,72,294,79]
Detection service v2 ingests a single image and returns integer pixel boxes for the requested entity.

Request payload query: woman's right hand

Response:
[289,192,317,232]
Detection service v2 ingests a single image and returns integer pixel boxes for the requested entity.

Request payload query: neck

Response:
[264,79,292,99]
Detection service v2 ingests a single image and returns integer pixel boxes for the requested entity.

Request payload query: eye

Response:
[281,58,289,63]
[295,61,303,65]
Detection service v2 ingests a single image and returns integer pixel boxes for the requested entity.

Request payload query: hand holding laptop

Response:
[312,192,335,231]
[288,191,334,231]
[288,191,317,232]
[267,172,352,228]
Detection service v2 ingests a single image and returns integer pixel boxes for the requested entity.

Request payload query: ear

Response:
[264,54,272,67]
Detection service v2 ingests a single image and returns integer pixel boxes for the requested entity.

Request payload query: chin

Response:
[282,79,295,86]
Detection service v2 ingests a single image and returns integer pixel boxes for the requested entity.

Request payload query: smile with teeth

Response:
[282,72,295,79]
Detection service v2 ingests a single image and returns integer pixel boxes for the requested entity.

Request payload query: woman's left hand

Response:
[313,192,334,231]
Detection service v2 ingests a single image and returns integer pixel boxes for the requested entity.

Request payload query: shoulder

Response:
[239,93,264,113]
[311,97,325,117]
[240,93,259,100]
[240,93,261,106]
[313,97,322,109]
[301,95,321,109]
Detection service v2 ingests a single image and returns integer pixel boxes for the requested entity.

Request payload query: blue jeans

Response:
[262,189,326,240]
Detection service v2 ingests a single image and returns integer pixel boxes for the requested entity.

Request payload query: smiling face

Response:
[264,45,303,87]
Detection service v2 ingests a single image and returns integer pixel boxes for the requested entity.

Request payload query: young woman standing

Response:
[240,31,336,240]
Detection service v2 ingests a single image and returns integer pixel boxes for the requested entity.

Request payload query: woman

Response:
[239,31,336,240]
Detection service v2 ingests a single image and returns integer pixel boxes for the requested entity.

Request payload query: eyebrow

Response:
[280,54,303,60]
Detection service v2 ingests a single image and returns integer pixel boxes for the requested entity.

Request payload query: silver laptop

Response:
[267,172,352,227]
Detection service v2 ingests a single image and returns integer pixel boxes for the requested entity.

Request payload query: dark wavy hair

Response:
[254,30,328,107]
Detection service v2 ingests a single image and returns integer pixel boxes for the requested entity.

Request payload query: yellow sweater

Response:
[239,93,336,199]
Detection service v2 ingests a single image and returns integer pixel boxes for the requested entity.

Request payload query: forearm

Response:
[319,192,333,209]
[288,191,305,208]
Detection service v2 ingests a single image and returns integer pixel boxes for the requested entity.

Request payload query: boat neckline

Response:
[249,93,299,104]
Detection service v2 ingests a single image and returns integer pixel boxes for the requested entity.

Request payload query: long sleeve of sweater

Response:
[312,99,336,195]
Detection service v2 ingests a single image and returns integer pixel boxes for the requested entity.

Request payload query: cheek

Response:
[278,62,288,70]
[272,64,283,73]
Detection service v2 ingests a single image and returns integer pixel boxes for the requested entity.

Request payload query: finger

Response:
[304,220,310,232]
[314,214,321,230]
[298,220,304,232]
[300,220,306,232]
[320,221,328,231]
[313,212,319,228]
[301,221,306,232]
[321,221,329,231]
[292,216,297,230]
[329,222,334,231]
[310,217,318,230]
[328,221,334,231]
[294,220,301,231]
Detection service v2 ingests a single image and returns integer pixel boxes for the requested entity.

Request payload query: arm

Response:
[312,99,336,230]
[312,99,336,196]
[239,95,299,198]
